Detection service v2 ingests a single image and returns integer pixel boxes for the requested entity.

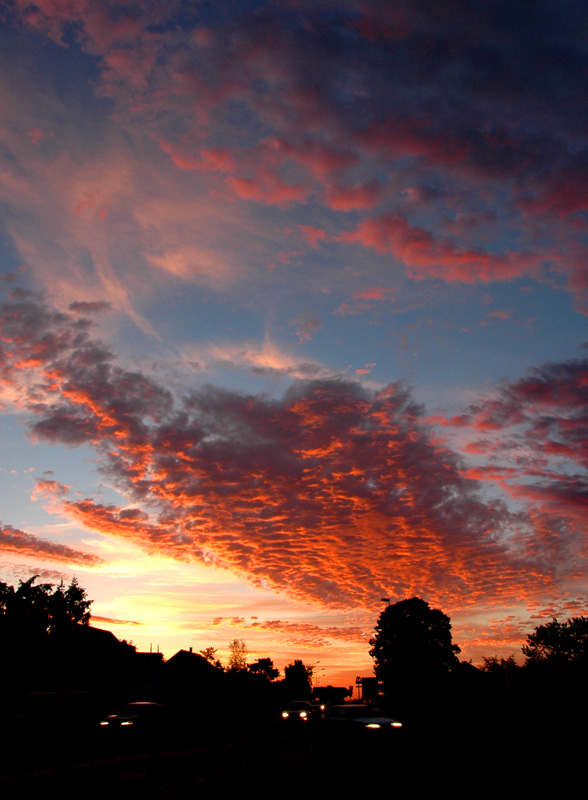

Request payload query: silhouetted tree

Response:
[521,617,588,728]
[523,617,588,666]
[480,655,520,694]
[0,576,92,639]
[227,639,248,671]
[200,646,223,669]
[369,597,460,706]
[283,659,313,698]
[481,655,519,674]
[248,657,280,680]
[0,576,98,698]
[49,577,92,628]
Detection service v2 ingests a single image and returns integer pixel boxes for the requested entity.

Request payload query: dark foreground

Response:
[1,706,582,798]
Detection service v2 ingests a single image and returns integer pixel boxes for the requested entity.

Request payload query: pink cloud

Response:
[520,154,588,217]
[436,349,588,541]
[336,286,396,316]
[227,173,309,207]
[9,0,588,313]
[26,128,54,145]
[258,138,358,180]
[354,287,395,301]
[487,310,511,320]
[157,139,202,172]
[323,181,383,211]
[338,213,539,283]
[19,0,154,52]
[298,226,327,249]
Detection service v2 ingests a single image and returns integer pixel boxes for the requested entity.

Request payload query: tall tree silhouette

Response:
[227,639,248,671]
[369,597,460,705]
[283,659,313,699]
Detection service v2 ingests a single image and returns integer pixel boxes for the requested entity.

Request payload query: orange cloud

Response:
[1,294,567,614]
[0,521,102,566]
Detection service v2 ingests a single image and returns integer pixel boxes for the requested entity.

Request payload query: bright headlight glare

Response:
[121,721,133,726]
[282,712,289,718]
[366,723,381,728]
[392,722,403,727]
[300,711,307,718]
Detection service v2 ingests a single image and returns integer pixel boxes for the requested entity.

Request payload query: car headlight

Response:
[366,723,381,729]
[391,722,402,727]
[121,721,133,726]
[282,712,289,718]
[299,711,307,718]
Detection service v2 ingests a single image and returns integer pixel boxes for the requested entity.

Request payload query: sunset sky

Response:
[1,0,588,686]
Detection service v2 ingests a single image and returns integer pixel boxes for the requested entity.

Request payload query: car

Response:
[326,703,403,732]
[280,700,313,723]
[99,701,169,739]
[310,700,326,719]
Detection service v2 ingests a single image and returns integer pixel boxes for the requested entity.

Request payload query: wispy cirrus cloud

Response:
[183,338,330,379]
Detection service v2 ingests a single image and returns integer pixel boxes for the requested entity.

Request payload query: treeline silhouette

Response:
[1,578,586,791]
[370,596,588,770]
[0,577,336,757]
